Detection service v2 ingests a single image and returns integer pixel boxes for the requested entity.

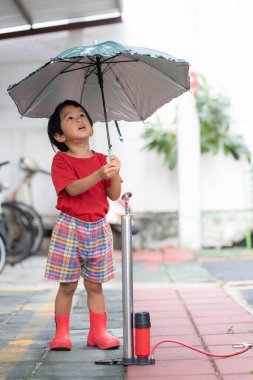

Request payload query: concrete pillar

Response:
[177,92,201,249]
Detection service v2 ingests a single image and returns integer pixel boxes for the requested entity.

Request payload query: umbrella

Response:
[7,40,190,156]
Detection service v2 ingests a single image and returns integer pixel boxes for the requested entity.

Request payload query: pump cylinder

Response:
[122,213,134,359]
[135,312,151,358]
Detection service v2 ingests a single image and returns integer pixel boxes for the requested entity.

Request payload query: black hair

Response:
[47,100,93,152]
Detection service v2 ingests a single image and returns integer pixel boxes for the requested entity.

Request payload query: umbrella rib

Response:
[92,53,137,66]
[83,65,97,79]
[61,65,95,74]
[99,54,122,63]
[108,54,189,92]
[57,54,120,65]
[80,64,96,104]
[101,59,137,65]
[57,58,137,74]
[101,60,138,76]
[135,58,189,91]
[108,65,144,120]
[22,58,86,115]
[101,62,115,75]
[55,59,95,67]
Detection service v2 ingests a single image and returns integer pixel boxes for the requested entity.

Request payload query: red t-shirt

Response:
[51,151,111,222]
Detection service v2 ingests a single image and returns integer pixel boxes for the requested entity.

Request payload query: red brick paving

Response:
[150,325,197,337]
[114,247,195,263]
[149,318,193,328]
[223,376,253,380]
[189,306,243,317]
[152,346,205,360]
[126,286,253,380]
[124,247,253,379]
[209,345,253,358]
[131,377,218,380]
[150,334,201,347]
[127,358,215,377]
[198,322,253,335]
[180,297,233,305]
[193,314,253,325]
[214,357,253,375]
[203,333,253,346]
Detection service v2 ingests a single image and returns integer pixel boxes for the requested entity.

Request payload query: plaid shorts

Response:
[44,213,116,283]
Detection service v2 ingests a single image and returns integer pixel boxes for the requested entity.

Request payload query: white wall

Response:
[0,0,253,217]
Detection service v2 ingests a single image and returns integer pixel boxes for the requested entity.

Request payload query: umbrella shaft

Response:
[96,57,112,152]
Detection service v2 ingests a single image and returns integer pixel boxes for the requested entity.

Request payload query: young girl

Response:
[45,99,121,351]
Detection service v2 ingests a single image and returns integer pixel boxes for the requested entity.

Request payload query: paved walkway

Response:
[125,248,253,380]
[1,243,253,379]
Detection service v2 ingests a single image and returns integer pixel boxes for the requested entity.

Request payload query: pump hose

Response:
[151,339,250,358]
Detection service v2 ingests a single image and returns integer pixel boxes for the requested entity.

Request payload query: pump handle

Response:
[121,192,132,215]
[122,192,132,201]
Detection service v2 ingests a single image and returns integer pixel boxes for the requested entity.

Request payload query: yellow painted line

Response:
[0,347,28,363]
[226,280,253,286]
[0,287,54,292]
[198,258,228,263]
[199,256,253,263]
[227,285,253,291]
[0,290,56,379]
[23,305,42,311]
[230,256,253,260]
[23,303,54,314]
[9,340,34,347]
[226,280,253,290]
[36,301,54,317]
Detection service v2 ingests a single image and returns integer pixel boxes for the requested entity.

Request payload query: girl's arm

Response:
[106,175,122,200]
[65,164,118,196]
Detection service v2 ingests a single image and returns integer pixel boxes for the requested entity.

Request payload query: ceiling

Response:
[0,0,123,39]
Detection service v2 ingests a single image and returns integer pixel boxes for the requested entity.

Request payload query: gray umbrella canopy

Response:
[8,41,190,152]
[8,41,190,121]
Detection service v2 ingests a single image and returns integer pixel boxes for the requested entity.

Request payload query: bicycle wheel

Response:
[2,202,35,264]
[9,201,45,255]
[0,231,7,273]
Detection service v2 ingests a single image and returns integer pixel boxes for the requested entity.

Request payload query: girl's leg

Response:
[84,279,120,349]
[55,281,78,314]
[50,281,78,351]
[84,280,105,313]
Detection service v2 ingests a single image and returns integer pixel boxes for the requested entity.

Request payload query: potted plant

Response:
[141,73,251,168]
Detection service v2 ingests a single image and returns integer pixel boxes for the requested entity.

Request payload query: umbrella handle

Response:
[106,148,113,163]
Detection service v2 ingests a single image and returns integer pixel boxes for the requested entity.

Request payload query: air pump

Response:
[95,193,252,366]
[95,192,155,366]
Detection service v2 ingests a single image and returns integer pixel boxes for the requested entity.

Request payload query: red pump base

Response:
[95,311,155,366]
[94,309,252,366]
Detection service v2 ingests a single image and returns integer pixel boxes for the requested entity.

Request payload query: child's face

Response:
[55,105,93,145]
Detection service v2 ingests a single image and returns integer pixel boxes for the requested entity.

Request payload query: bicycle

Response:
[7,157,47,255]
[0,223,7,273]
[0,161,35,270]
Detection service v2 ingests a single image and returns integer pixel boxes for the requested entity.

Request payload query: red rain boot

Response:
[50,314,72,351]
[87,309,120,349]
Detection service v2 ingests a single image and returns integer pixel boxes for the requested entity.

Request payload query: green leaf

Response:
[140,74,251,170]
